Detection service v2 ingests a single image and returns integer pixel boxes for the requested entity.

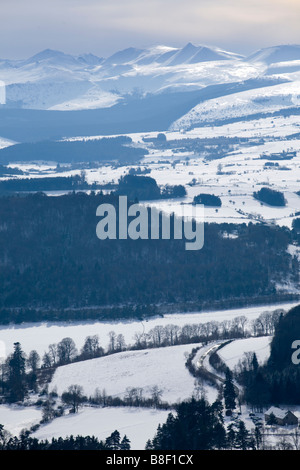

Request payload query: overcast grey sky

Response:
[1,0,300,58]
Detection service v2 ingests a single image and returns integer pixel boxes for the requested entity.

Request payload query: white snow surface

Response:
[0,404,42,437]
[33,406,169,450]
[0,137,16,149]
[52,111,300,230]
[2,43,297,111]
[0,302,296,358]
[171,81,300,130]
[49,343,200,403]
[0,43,260,110]
[218,336,272,369]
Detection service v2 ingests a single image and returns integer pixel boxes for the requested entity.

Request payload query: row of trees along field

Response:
[0,308,282,403]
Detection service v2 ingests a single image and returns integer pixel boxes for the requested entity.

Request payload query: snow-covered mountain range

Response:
[1,43,300,115]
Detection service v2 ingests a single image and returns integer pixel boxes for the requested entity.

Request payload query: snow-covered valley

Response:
[0,41,300,451]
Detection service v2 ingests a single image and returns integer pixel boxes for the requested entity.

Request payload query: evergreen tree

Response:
[106,430,121,450]
[252,353,259,373]
[151,424,164,450]
[27,350,40,392]
[223,368,236,412]
[213,422,227,449]
[235,420,252,450]
[7,342,27,402]
[120,435,131,450]
[226,423,236,449]
[251,371,270,412]
[151,398,227,450]
[145,439,153,450]
[254,425,262,450]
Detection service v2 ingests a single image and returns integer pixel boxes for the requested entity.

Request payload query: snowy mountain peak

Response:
[104,47,145,65]
[247,44,300,65]
[27,49,72,62]
[22,49,81,69]
[1,42,299,112]
[182,42,198,52]
[166,43,244,66]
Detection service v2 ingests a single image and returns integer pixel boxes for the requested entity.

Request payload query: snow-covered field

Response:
[0,402,169,448]
[49,343,201,403]
[1,44,300,450]
[63,114,300,143]
[0,404,42,437]
[0,302,295,358]
[10,110,300,229]
[218,336,272,369]
[33,406,169,449]
[1,45,300,232]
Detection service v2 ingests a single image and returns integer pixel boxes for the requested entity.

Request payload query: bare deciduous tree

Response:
[57,337,77,364]
[62,384,85,413]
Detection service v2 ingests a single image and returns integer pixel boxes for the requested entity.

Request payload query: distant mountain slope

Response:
[0,89,210,142]
[247,45,300,65]
[171,78,299,130]
[0,42,253,111]
[0,42,299,137]
[23,49,82,67]
[0,78,289,143]
[103,47,145,65]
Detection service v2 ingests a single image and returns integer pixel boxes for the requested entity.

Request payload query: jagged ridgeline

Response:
[0,192,297,323]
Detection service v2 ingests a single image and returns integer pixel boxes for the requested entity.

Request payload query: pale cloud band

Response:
[0,0,299,58]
